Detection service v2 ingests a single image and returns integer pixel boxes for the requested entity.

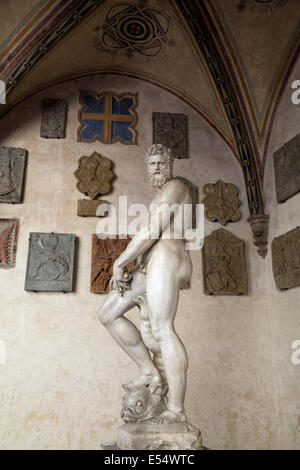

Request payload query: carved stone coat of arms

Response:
[25,233,76,292]
[0,147,27,203]
[272,227,300,290]
[202,228,248,295]
[273,133,300,203]
[74,151,114,200]
[202,180,241,226]
[153,112,188,159]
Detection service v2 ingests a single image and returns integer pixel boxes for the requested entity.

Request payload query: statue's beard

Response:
[148,170,173,188]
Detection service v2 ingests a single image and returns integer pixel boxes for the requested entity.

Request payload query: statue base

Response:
[117,422,203,450]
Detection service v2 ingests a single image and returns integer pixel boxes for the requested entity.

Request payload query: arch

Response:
[0,68,241,170]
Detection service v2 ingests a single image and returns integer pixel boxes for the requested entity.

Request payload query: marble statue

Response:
[98,144,203,450]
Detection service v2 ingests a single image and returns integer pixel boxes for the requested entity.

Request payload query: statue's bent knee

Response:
[98,304,110,326]
[151,324,173,345]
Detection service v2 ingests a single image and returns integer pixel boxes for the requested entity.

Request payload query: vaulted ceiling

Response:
[0,0,299,219]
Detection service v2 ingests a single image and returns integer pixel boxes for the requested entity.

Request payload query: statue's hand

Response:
[110,269,132,297]
[113,263,125,281]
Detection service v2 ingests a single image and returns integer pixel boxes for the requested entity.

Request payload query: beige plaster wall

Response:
[263,56,300,450]
[0,73,297,450]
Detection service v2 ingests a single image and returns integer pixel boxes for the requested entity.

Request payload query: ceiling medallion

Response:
[100,3,170,58]
[236,0,289,15]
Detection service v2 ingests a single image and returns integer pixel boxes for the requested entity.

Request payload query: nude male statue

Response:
[98,144,192,424]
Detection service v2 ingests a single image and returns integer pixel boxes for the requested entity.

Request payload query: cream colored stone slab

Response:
[117,423,203,450]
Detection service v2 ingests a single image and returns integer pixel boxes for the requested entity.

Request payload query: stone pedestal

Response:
[117,422,203,450]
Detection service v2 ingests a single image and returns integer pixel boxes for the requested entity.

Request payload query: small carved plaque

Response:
[153,112,188,159]
[40,99,68,139]
[0,147,27,203]
[77,199,109,217]
[272,227,300,290]
[202,180,241,225]
[0,219,19,268]
[273,134,300,203]
[202,228,248,295]
[25,233,76,292]
[91,236,133,294]
[74,152,114,199]
[175,176,198,229]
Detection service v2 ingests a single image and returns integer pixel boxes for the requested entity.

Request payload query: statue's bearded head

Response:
[145,144,173,189]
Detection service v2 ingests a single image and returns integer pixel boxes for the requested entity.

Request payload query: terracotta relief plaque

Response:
[74,152,114,200]
[272,227,300,290]
[40,99,68,139]
[175,176,198,229]
[202,180,241,226]
[0,147,27,203]
[25,233,76,292]
[153,112,188,159]
[202,228,248,295]
[0,219,19,269]
[273,134,300,203]
[91,236,133,294]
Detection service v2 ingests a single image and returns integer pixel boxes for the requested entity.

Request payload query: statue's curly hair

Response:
[145,144,173,165]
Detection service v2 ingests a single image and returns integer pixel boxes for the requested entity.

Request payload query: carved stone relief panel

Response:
[202,228,248,295]
[273,133,300,203]
[153,112,188,159]
[272,227,300,290]
[0,147,27,203]
[74,152,114,200]
[25,233,76,292]
[0,219,19,269]
[91,236,133,294]
[202,180,241,226]
[40,99,68,139]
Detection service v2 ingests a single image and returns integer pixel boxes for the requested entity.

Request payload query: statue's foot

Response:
[150,410,187,424]
[123,371,162,390]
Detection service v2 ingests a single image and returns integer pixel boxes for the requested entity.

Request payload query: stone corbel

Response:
[247,214,270,258]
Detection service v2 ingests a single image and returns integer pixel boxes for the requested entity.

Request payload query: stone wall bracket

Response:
[248,214,270,258]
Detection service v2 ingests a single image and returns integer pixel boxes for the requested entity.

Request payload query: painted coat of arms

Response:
[78,91,138,144]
